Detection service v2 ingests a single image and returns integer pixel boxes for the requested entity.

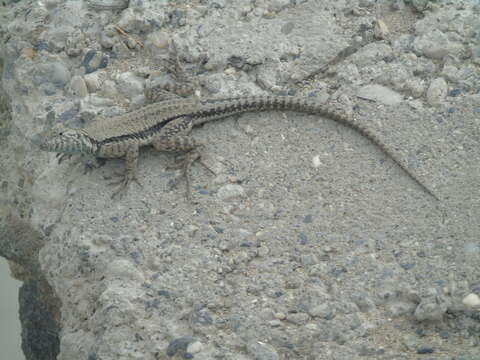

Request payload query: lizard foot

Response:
[167,148,214,201]
[56,153,73,164]
[83,158,106,175]
[108,171,143,199]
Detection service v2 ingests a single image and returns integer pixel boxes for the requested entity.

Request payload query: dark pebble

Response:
[303,215,313,223]
[166,337,194,356]
[400,263,415,270]
[439,330,449,339]
[158,290,171,298]
[298,232,308,245]
[213,226,224,234]
[448,88,461,97]
[81,50,108,74]
[417,347,434,354]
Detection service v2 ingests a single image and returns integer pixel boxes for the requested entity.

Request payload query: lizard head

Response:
[39,124,98,154]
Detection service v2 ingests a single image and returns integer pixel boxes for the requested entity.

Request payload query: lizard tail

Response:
[194,95,439,201]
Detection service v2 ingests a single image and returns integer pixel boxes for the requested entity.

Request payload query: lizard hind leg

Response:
[152,135,214,200]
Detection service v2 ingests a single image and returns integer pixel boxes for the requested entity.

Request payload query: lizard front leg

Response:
[108,144,142,198]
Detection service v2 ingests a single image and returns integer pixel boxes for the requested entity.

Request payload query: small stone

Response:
[356,84,403,106]
[247,341,279,360]
[308,303,336,320]
[44,62,71,88]
[101,80,118,98]
[351,293,375,312]
[414,297,448,322]
[166,337,194,357]
[404,78,425,98]
[84,72,104,93]
[274,312,286,320]
[65,29,86,57]
[117,8,140,32]
[413,29,461,60]
[116,72,144,98]
[186,341,203,354]
[217,184,246,201]
[462,293,480,308]
[312,155,321,168]
[67,75,88,97]
[268,320,282,327]
[21,48,36,59]
[99,31,115,50]
[145,31,170,50]
[87,0,129,10]
[286,312,309,325]
[81,50,108,74]
[426,78,448,106]
[373,19,389,40]
[416,347,434,354]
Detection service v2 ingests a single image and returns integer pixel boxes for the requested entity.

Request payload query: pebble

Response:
[99,31,115,50]
[308,303,336,320]
[101,80,118,98]
[246,341,279,360]
[116,72,144,98]
[404,78,425,98]
[216,184,246,201]
[351,293,375,313]
[186,341,204,354]
[145,31,170,50]
[166,336,194,357]
[117,8,138,31]
[65,29,86,57]
[81,50,108,74]
[84,72,104,93]
[86,0,129,11]
[416,347,434,354]
[413,29,459,60]
[356,84,403,106]
[462,293,480,308]
[37,61,71,88]
[268,320,281,327]
[373,19,389,40]
[414,297,448,322]
[67,75,88,97]
[286,312,309,325]
[426,78,448,106]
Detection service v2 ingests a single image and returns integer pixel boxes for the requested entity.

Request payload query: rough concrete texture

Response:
[1,0,480,359]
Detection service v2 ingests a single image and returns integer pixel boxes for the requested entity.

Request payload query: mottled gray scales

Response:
[39,95,438,200]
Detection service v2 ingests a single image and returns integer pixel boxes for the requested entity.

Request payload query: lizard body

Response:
[39,95,438,200]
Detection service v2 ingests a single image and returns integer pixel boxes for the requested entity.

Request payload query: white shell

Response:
[86,0,129,10]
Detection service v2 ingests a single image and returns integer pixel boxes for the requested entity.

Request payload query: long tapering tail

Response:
[193,95,439,201]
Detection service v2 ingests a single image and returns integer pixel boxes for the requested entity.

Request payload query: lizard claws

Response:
[108,172,143,199]
[56,153,73,164]
[167,148,216,201]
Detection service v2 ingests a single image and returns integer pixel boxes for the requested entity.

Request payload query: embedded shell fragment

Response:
[85,0,129,10]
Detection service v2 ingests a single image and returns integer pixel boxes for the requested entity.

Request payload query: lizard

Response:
[38,95,439,201]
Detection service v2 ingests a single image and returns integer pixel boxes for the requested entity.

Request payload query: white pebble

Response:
[462,293,480,308]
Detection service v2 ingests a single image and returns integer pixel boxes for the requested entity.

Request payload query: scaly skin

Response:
[39,95,439,200]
